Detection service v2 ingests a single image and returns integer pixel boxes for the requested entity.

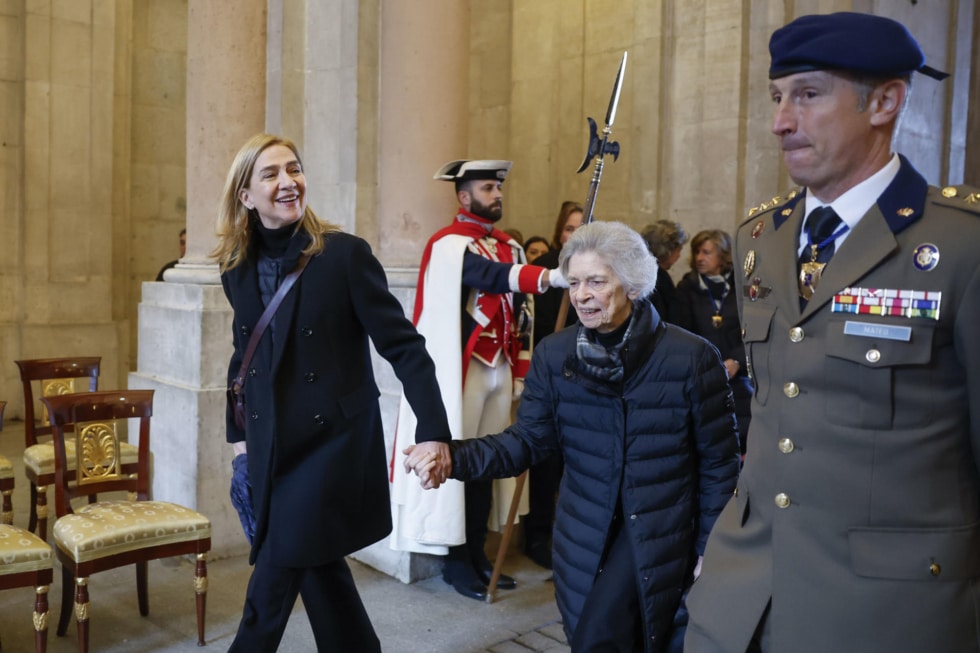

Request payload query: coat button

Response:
[240,325,250,336]
[774,493,791,508]
[562,369,572,378]
[778,437,795,453]
[313,414,325,425]
[865,348,881,363]
[249,411,259,421]
[248,368,257,377]
[783,382,800,398]
[789,327,804,343]
[630,514,637,520]
[301,326,314,337]
[930,563,941,576]
[304,372,318,383]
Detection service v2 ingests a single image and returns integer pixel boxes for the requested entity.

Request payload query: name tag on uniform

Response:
[843,320,912,341]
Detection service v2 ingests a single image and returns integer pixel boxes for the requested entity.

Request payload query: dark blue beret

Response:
[769,12,948,81]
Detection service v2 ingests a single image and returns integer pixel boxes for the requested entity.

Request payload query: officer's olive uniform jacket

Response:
[685,156,980,653]
[222,231,451,567]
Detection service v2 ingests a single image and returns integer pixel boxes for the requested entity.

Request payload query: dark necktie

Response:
[798,206,844,308]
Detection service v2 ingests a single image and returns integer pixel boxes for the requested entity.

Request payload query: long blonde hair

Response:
[211,133,341,272]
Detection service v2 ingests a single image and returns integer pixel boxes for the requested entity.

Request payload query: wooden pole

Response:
[487,288,570,603]
[485,469,527,603]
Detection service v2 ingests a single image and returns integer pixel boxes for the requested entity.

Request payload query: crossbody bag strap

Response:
[232,253,312,391]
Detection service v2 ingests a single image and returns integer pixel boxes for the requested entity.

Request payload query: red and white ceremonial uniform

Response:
[391,210,549,554]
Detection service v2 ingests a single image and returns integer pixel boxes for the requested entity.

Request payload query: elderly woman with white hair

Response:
[404,221,739,653]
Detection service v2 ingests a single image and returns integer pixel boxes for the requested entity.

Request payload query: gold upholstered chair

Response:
[14,358,139,540]
[0,523,54,653]
[41,389,211,653]
[0,400,14,525]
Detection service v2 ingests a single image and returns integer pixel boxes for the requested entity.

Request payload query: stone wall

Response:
[2,1,129,414]
[128,0,188,363]
[491,0,975,284]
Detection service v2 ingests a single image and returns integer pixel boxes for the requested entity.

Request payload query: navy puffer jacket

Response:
[450,299,739,651]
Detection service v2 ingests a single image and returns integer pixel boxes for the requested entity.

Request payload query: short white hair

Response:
[559,221,658,298]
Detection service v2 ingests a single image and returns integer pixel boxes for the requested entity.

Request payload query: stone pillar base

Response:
[129,279,246,560]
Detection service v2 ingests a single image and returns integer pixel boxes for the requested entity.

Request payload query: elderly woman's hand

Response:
[403,441,452,489]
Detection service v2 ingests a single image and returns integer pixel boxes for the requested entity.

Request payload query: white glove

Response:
[549,268,569,289]
[512,378,525,401]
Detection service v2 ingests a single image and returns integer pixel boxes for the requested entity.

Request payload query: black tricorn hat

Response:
[433,159,512,182]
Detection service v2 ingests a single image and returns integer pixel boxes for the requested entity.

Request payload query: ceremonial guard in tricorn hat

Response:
[685,12,980,653]
[390,160,568,600]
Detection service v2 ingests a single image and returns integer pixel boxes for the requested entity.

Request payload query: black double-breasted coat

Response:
[222,230,451,566]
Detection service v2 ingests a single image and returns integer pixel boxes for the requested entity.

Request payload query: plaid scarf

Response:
[575,303,639,384]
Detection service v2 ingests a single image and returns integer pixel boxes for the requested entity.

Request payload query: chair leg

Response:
[195,553,208,646]
[1,489,12,525]
[33,584,49,653]
[136,560,148,616]
[57,566,73,636]
[36,485,48,541]
[74,577,90,653]
[28,483,38,533]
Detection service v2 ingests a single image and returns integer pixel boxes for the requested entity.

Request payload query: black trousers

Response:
[571,521,643,652]
[446,477,495,576]
[229,541,381,652]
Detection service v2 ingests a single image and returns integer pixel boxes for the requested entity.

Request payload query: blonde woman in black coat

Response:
[213,134,451,652]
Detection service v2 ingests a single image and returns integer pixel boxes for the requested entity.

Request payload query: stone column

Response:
[129,0,266,559]
[348,0,471,582]
[376,1,469,266]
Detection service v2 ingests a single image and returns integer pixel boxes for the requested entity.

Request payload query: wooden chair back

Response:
[39,390,152,519]
[15,358,101,447]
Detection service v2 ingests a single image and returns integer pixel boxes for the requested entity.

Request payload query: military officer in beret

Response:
[686,12,980,653]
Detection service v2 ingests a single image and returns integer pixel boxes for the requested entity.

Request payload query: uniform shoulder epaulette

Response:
[934,185,980,215]
[741,189,802,225]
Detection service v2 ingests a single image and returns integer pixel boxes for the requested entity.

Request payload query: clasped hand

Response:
[403,441,452,489]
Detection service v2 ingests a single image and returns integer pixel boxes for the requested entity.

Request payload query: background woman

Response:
[673,229,753,454]
[404,221,739,652]
[213,133,451,652]
[641,219,689,321]
[523,235,550,263]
